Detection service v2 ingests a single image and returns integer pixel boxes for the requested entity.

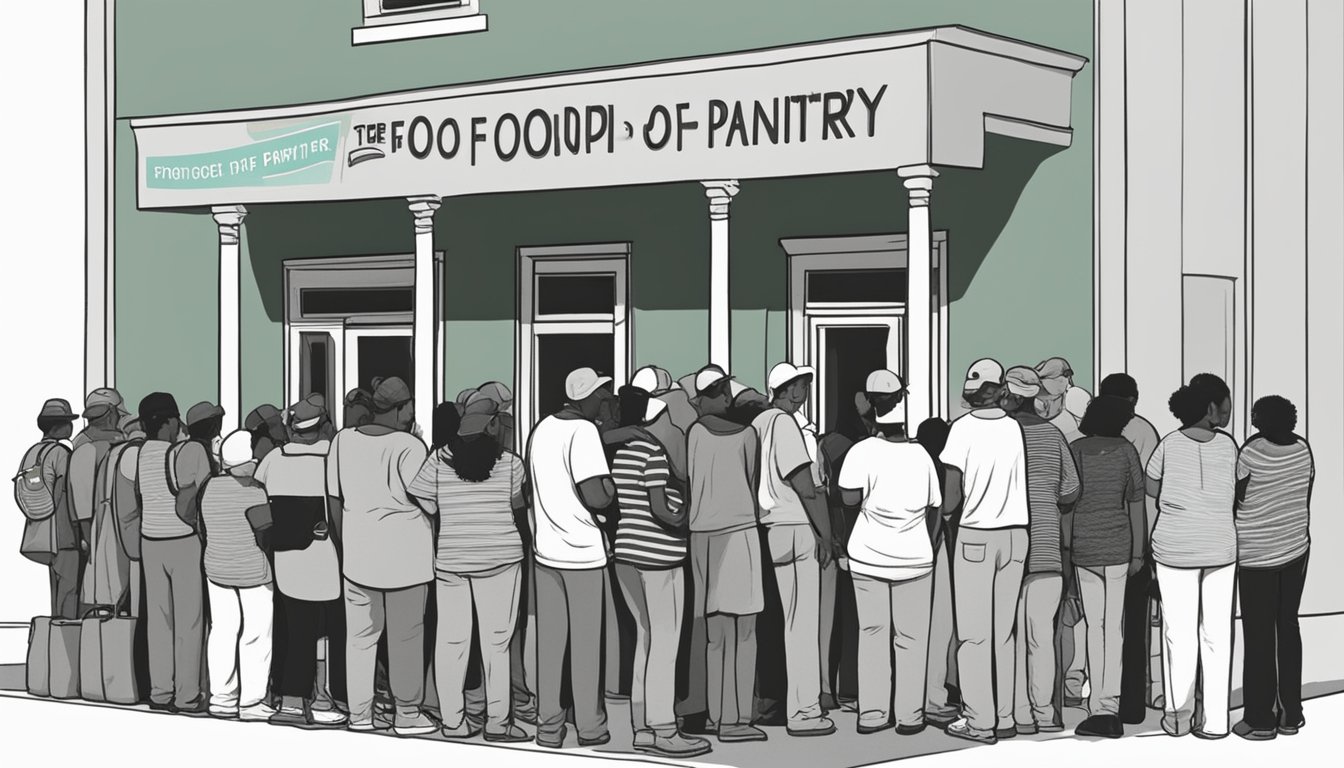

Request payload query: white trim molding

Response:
[353,0,487,46]
[85,0,115,394]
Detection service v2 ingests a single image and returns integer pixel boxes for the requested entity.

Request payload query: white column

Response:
[408,195,441,439]
[212,205,247,434]
[702,180,739,371]
[898,165,937,428]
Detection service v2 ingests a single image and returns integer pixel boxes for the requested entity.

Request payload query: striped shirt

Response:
[409,449,526,574]
[1017,416,1081,573]
[613,439,687,568]
[1236,437,1313,568]
[137,441,192,540]
[1146,430,1239,568]
[1070,436,1145,567]
[200,474,273,588]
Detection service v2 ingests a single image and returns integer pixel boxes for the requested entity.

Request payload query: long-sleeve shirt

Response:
[68,427,123,523]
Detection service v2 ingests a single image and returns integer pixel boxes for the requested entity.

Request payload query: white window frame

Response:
[353,0,487,46]
[516,243,631,449]
[782,233,949,428]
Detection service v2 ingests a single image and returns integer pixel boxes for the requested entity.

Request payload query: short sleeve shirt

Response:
[1018,417,1081,573]
[254,440,342,601]
[1070,436,1145,567]
[327,428,433,589]
[838,438,941,582]
[527,415,611,569]
[939,409,1029,530]
[686,419,759,534]
[1235,438,1313,568]
[613,439,687,568]
[1146,430,1238,568]
[408,449,526,574]
[752,409,813,527]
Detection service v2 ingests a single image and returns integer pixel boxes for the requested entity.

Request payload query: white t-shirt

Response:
[839,438,942,581]
[527,415,612,570]
[752,409,814,527]
[254,441,342,601]
[939,408,1029,530]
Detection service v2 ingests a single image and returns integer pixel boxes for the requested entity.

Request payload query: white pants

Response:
[206,581,275,710]
[1155,563,1235,736]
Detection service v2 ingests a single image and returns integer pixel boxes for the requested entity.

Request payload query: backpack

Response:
[13,441,64,521]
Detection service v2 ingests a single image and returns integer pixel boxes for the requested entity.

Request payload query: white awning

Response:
[130,25,1086,209]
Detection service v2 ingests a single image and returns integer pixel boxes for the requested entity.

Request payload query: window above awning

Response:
[129,25,1086,209]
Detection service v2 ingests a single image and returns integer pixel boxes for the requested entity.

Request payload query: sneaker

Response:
[394,711,439,738]
[787,716,836,737]
[441,717,483,740]
[633,730,656,749]
[208,706,238,720]
[348,713,393,732]
[640,732,712,758]
[896,723,927,736]
[857,720,893,735]
[176,702,210,717]
[945,718,997,745]
[148,702,177,714]
[1233,721,1277,741]
[484,724,532,744]
[994,727,1017,740]
[1015,722,1038,736]
[717,724,768,743]
[238,703,277,723]
[578,732,612,747]
[309,708,348,728]
[1278,717,1305,736]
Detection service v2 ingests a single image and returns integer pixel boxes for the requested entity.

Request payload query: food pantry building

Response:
[124,26,1086,446]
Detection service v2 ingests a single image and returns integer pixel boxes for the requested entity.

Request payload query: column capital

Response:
[701,180,740,221]
[407,195,442,234]
[211,205,247,245]
[898,166,938,208]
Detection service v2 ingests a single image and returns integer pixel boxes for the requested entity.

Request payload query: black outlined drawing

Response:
[4,3,1343,767]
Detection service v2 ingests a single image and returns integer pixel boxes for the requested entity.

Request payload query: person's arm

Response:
[68,443,95,524]
[407,454,441,516]
[643,448,684,530]
[510,454,528,513]
[942,467,963,518]
[571,422,616,511]
[400,442,432,517]
[602,425,651,447]
[1059,439,1081,512]
[1144,439,1165,500]
[1234,445,1254,511]
[324,436,344,540]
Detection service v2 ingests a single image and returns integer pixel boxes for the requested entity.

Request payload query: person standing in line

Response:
[753,362,835,737]
[184,402,226,475]
[16,399,80,618]
[409,397,531,743]
[244,404,288,463]
[327,378,437,737]
[1068,395,1146,738]
[1145,374,1238,739]
[939,359,1030,745]
[917,416,962,728]
[68,389,130,608]
[528,368,618,749]
[133,393,211,714]
[201,430,276,722]
[1004,367,1081,736]
[341,391,374,432]
[1098,373,1163,725]
[609,386,712,758]
[1232,395,1313,741]
[254,395,349,729]
[682,368,767,744]
[837,370,941,736]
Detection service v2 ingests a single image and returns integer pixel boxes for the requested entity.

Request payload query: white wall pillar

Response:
[701,180,739,372]
[408,195,442,438]
[212,205,246,434]
[899,165,937,428]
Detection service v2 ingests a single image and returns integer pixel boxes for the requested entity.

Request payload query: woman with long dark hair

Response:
[409,396,530,743]
[1233,395,1313,740]
[1145,374,1238,739]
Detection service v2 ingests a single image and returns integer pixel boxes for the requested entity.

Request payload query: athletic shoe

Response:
[208,706,238,720]
[578,732,612,747]
[309,708,348,728]
[1279,716,1305,736]
[1233,721,1277,741]
[994,727,1017,740]
[857,720,893,735]
[717,724,768,743]
[393,711,438,738]
[483,724,532,744]
[238,703,277,723]
[787,716,836,737]
[945,718,997,745]
[896,723,927,736]
[348,713,393,732]
[638,733,712,758]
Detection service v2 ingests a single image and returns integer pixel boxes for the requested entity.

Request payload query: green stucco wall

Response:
[112,0,1094,414]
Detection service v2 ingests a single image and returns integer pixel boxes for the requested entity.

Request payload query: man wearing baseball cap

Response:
[752,361,835,737]
[18,399,80,618]
[67,388,131,598]
[327,376,435,736]
[1035,357,1084,443]
[245,403,289,461]
[938,359,1029,744]
[1003,367,1080,735]
[528,367,617,748]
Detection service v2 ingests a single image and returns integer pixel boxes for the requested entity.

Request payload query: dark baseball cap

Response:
[138,393,180,421]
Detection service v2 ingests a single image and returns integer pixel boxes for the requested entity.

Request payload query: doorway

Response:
[813,321,901,434]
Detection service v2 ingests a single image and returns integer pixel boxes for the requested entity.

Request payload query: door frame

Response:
[781,232,949,428]
[516,242,632,449]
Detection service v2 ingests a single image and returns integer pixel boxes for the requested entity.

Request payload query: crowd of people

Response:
[15,355,1314,756]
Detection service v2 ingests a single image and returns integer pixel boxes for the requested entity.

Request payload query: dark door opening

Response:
[536,333,615,419]
[356,335,413,395]
[299,332,337,408]
[822,326,890,434]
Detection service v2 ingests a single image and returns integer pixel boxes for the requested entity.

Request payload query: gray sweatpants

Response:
[142,535,205,709]
[953,527,1027,734]
[615,563,685,734]
[1077,564,1128,717]
[535,564,609,743]
[853,572,932,729]
[344,580,428,722]
[1015,572,1063,727]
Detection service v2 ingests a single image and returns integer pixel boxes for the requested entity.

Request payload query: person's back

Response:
[328,426,432,589]
[1235,435,1313,569]
[613,437,687,568]
[942,409,1028,530]
[527,414,609,570]
[686,416,758,534]
[200,472,271,589]
[751,407,811,528]
[1147,430,1238,568]
[1070,436,1144,567]
[1013,413,1079,574]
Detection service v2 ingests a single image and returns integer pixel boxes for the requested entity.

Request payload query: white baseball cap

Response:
[220,430,254,471]
[865,369,906,395]
[694,366,733,395]
[767,362,816,394]
[631,367,660,394]
[565,367,613,401]
[644,397,668,424]
[963,358,1004,392]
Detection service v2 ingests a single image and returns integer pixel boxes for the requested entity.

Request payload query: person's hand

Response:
[1128,557,1145,577]
[79,539,89,554]
[815,535,833,569]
